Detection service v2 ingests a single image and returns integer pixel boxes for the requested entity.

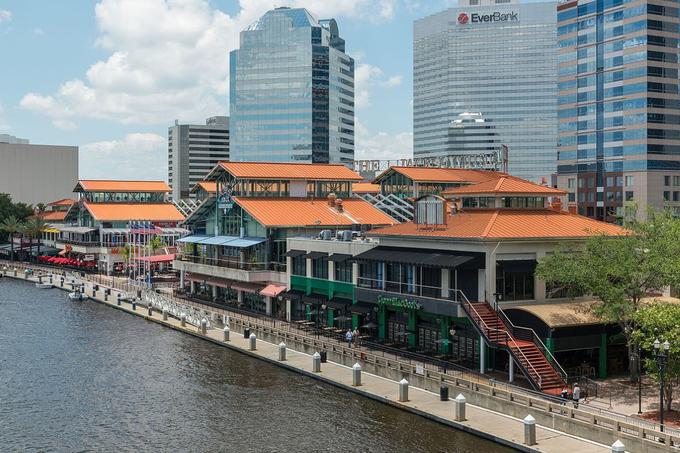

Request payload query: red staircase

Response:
[462,300,566,394]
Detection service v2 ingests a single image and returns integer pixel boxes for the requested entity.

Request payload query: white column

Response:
[286,298,292,322]
[190,280,196,294]
[305,258,312,278]
[237,290,243,303]
[212,284,218,300]
[484,248,497,303]
[328,261,335,282]
[265,296,272,315]
[352,262,359,285]
[480,335,486,374]
[477,269,485,302]
[286,256,292,289]
[441,268,450,298]
[535,250,546,302]
[180,269,185,289]
[509,352,514,382]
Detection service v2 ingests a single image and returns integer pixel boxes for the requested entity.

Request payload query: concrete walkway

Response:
[1,270,616,453]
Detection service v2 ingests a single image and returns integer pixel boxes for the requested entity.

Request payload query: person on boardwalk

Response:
[572,383,581,408]
[353,328,360,347]
[346,329,353,348]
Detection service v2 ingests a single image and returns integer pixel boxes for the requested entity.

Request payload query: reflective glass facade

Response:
[413,2,557,182]
[230,7,354,164]
[556,0,680,221]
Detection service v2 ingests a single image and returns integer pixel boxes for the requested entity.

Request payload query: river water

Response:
[0,278,513,452]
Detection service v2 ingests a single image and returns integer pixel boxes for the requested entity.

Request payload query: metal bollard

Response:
[312,352,321,372]
[104,292,108,301]
[611,440,625,453]
[92,287,96,297]
[38,275,43,284]
[352,362,362,386]
[60,277,64,287]
[200,318,207,334]
[223,326,230,342]
[278,342,286,361]
[132,301,136,311]
[249,333,257,351]
[148,305,153,317]
[117,294,122,306]
[523,415,536,446]
[399,378,409,402]
[163,309,168,321]
[454,394,467,421]
[181,314,186,327]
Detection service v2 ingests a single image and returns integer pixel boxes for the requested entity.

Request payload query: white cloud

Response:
[355,119,412,161]
[0,10,11,23]
[20,0,402,129]
[79,133,166,180]
[355,63,402,108]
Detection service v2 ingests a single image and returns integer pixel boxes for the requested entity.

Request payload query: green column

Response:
[408,310,417,348]
[327,308,334,327]
[305,304,311,321]
[599,333,608,379]
[546,337,554,364]
[378,306,386,340]
[440,317,451,355]
[351,313,359,330]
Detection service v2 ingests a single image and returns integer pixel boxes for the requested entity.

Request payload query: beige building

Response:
[0,143,78,205]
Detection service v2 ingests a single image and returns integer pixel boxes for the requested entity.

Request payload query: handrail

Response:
[498,307,568,384]
[504,331,543,389]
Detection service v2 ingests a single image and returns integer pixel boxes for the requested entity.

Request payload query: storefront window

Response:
[334,260,352,282]
[312,257,328,279]
[496,270,535,301]
[292,255,306,276]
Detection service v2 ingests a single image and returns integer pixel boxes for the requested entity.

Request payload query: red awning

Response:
[135,253,175,263]
[231,282,265,294]
[260,284,287,298]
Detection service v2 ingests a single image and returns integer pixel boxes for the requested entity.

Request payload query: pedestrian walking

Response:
[346,329,353,349]
[353,328,360,347]
[572,383,581,409]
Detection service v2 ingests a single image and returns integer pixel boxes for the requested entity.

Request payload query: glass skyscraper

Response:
[556,0,680,222]
[229,7,354,164]
[413,1,557,182]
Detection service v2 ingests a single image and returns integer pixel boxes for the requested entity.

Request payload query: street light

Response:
[653,338,671,432]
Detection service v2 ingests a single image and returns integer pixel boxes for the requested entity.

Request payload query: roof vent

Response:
[414,195,447,226]
[327,193,337,207]
[335,199,344,213]
[337,230,352,241]
[319,230,332,240]
[549,197,563,212]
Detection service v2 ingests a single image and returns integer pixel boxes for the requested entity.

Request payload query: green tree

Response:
[149,236,165,253]
[0,193,32,241]
[0,215,23,261]
[536,209,680,377]
[24,217,50,259]
[632,303,680,411]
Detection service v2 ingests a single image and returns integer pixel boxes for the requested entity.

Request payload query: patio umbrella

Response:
[361,322,377,329]
[334,316,352,322]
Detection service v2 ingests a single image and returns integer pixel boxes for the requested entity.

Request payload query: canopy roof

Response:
[83,203,184,222]
[374,167,502,184]
[208,161,363,181]
[442,176,566,197]
[354,246,474,268]
[75,180,171,193]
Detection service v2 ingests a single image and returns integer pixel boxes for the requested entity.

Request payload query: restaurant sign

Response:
[377,295,423,311]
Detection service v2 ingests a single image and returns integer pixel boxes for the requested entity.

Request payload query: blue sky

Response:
[0,0,545,180]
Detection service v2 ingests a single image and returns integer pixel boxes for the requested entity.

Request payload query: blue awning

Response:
[225,237,267,248]
[201,236,240,245]
[177,235,209,244]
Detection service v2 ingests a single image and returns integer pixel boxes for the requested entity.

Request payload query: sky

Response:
[0,0,545,181]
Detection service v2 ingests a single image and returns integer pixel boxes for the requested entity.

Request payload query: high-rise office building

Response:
[413,0,557,182]
[229,7,354,164]
[0,134,29,145]
[556,1,680,222]
[168,116,230,201]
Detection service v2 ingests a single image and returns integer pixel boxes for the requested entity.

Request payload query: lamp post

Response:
[637,343,642,415]
[653,338,671,432]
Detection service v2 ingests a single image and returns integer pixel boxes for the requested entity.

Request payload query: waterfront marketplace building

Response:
[363,178,627,392]
[174,162,395,317]
[55,180,187,273]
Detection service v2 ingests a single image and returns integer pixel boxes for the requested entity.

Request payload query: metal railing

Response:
[176,254,286,273]
[357,276,460,301]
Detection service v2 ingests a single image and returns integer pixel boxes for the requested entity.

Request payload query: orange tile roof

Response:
[191,181,217,194]
[84,203,184,222]
[442,176,567,196]
[76,180,171,192]
[368,209,627,240]
[39,211,69,221]
[47,198,75,207]
[233,197,396,228]
[352,182,381,194]
[216,162,363,181]
[375,167,503,184]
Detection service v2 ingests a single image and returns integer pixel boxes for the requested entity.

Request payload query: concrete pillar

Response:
[223,326,230,341]
[477,269,486,302]
[249,333,256,351]
[305,258,312,278]
[611,440,625,453]
[352,362,362,386]
[285,298,292,322]
[212,285,217,300]
[479,335,486,373]
[399,379,409,402]
[278,342,286,361]
[200,318,207,334]
[484,249,497,303]
[265,296,272,316]
[535,250,547,302]
[441,268,449,298]
[181,314,186,327]
[190,280,195,294]
[312,352,321,372]
[148,304,153,317]
[237,290,243,304]
[509,352,515,383]
[351,262,359,286]
[163,309,168,321]
[523,415,536,446]
[328,260,335,282]
[179,269,185,289]
[454,394,466,421]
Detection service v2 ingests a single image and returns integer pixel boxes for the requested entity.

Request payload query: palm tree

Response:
[24,217,49,261]
[0,216,23,261]
[149,236,165,254]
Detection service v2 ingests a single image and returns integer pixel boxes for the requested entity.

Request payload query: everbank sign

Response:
[457,11,519,25]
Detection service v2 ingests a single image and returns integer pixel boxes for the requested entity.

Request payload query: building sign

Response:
[352,146,508,174]
[83,254,95,261]
[217,179,237,210]
[377,295,423,311]
[457,11,519,25]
